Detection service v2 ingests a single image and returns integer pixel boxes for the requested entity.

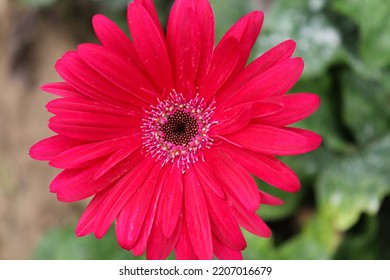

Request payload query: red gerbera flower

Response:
[30,0,321,259]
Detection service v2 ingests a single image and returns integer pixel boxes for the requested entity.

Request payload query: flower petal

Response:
[199,37,241,101]
[203,185,246,251]
[213,236,243,260]
[128,3,173,92]
[47,98,141,140]
[260,190,284,206]
[55,51,145,110]
[29,135,84,161]
[254,93,320,126]
[46,97,139,118]
[166,0,201,94]
[206,150,260,212]
[175,216,198,260]
[184,167,213,259]
[93,143,142,180]
[229,200,271,238]
[76,188,110,237]
[41,82,87,99]
[219,142,300,192]
[93,157,155,238]
[159,166,183,238]
[134,0,164,38]
[216,39,296,103]
[115,164,161,250]
[219,11,264,77]
[48,120,137,142]
[193,160,224,198]
[211,103,252,135]
[223,124,322,156]
[193,0,215,85]
[222,58,304,108]
[77,43,159,105]
[146,208,182,260]
[92,14,141,66]
[51,152,142,202]
[130,169,165,256]
[49,135,140,169]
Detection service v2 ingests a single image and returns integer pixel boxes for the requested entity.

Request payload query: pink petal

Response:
[46,97,139,118]
[203,184,246,251]
[193,0,215,85]
[41,82,87,99]
[48,120,137,142]
[115,164,161,250]
[55,51,145,111]
[50,161,109,202]
[134,0,164,38]
[47,99,141,137]
[210,103,252,135]
[77,44,159,105]
[216,39,296,103]
[184,167,213,259]
[229,200,272,238]
[158,166,183,238]
[130,168,166,256]
[219,142,300,192]
[49,135,140,169]
[49,112,133,129]
[213,236,243,260]
[175,216,198,260]
[92,14,141,66]
[260,190,284,206]
[199,37,241,101]
[29,135,84,161]
[146,208,182,260]
[254,93,320,126]
[223,124,322,156]
[128,3,173,92]
[93,144,142,180]
[166,0,201,94]
[93,157,156,238]
[205,150,261,212]
[219,11,264,77]
[250,100,283,119]
[76,188,110,237]
[222,58,304,108]
[193,160,224,198]
[51,153,141,202]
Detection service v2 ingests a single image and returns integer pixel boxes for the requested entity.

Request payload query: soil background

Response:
[0,0,88,259]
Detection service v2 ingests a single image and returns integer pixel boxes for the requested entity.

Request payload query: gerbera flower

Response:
[30,0,321,260]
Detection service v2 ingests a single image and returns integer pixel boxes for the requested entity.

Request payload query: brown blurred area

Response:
[0,0,86,259]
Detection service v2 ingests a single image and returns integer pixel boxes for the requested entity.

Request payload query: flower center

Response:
[161,110,198,146]
[142,91,215,170]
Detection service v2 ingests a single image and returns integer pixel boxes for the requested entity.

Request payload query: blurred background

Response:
[0,0,389,260]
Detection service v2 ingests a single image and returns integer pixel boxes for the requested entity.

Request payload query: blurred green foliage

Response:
[24,0,390,260]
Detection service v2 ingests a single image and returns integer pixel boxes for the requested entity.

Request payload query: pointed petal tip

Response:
[92,13,105,24]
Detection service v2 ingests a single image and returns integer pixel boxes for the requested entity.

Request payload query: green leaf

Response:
[317,134,390,230]
[243,212,341,259]
[242,233,277,260]
[292,76,348,151]
[254,0,342,77]
[33,224,143,260]
[342,72,390,144]
[277,213,341,259]
[332,0,390,69]
[335,215,380,260]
